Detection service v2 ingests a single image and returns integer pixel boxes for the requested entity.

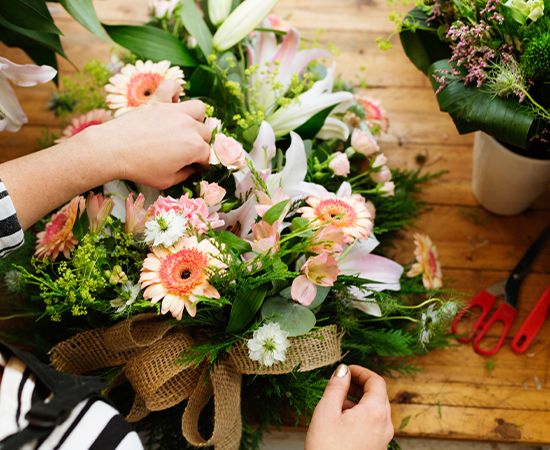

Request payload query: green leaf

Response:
[0,15,66,57]
[217,230,252,255]
[72,205,89,242]
[181,0,213,59]
[59,0,110,42]
[428,60,537,149]
[294,105,336,140]
[187,65,217,97]
[398,415,411,430]
[226,284,269,334]
[261,296,317,337]
[291,217,310,231]
[262,199,290,226]
[0,0,62,35]
[398,7,452,75]
[104,25,198,67]
[279,285,330,310]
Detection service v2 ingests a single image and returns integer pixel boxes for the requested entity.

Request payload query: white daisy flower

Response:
[144,210,188,248]
[247,322,291,367]
[4,269,25,293]
[110,281,142,313]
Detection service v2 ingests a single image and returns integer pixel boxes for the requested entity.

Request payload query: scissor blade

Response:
[505,223,550,309]
[486,278,507,297]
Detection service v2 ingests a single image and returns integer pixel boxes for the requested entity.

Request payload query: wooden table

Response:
[1,0,550,445]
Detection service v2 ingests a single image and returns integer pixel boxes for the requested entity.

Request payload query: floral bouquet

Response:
[0,0,460,448]
[380,0,550,156]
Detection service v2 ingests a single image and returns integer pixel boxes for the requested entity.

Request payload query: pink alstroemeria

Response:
[291,253,340,306]
[250,220,280,255]
[255,187,290,220]
[124,193,147,235]
[86,192,115,234]
[307,224,347,255]
[0,57,56,132]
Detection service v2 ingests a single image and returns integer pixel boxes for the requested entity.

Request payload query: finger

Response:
[347,381,364,401]
[149,79,182,103]
[179,99,206,122]
[314,364,351,417]
[191,141,212,171]
[349,365,388,407]
[342,398,358,411]
[196,122,212,143]
[173,166,196,184]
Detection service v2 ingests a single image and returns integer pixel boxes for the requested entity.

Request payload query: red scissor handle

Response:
[511,285,550,354]
[452,290,496,342]
[472,303,517,356]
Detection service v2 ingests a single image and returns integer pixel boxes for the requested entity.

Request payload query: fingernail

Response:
[333,363,348,378]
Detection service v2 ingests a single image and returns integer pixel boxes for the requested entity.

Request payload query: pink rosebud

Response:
[328,152,350,177]
[308,224,347,254]
[371,153,388,168]
[351,128,379,156]
[200,181,226,207]
[124,193,147,235]
[209,133,247,171]
[205,117,222,134]
[365,200,376,219]
[371,165,392,184]
[86,192,114,234]
[380,181,395,197]
[291,274,317,306]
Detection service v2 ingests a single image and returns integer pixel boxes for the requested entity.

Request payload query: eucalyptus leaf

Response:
[306,286,330,310]
[429,60,537,149]
[0,0,62,35]
[261,296,317,337]
[226,284,269,333]
[104,25,198,67]
[181,0,213,59]
[263,200,290,226]
[217,230,252,255]
[59,0,110,43]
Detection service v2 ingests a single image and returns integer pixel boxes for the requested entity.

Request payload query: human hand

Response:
[92,79,212,190]
[305,364,394,450]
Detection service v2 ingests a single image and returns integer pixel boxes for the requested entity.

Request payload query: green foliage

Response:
[521,17,550,80]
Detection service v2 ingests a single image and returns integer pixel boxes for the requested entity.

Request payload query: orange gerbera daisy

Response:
[35,196,85,261]
[55,109,112,143]
[105,60,185,116]
[139,236,227,319]
[298,196,373,243]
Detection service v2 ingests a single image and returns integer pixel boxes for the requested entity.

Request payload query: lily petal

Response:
[217,196,259,238]
[0,57,56,87]
[316,117,350,141]
[248,121,276,170]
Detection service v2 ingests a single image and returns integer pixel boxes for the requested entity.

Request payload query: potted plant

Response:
[379,0,550,215]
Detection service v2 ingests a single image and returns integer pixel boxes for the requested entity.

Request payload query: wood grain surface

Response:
[1,0,549,444]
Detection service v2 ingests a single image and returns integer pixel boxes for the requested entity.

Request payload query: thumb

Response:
[316,364,351,416]
[149,79,182,103]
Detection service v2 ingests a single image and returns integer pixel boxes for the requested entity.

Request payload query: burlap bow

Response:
[50,313,342,449]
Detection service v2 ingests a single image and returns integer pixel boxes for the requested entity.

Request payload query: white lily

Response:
[0,57,56,132]
[212,0,279,51]
[316,117,350,141]
[267,64,354,137]
[248,120,276,170]
[209,0,232,25]
[246,24,332,116]
[217,196,259,238]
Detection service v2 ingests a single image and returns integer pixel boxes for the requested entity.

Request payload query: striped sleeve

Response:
[0,179,24,257]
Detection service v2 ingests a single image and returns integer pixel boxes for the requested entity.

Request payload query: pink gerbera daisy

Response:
[55,109,112,143]
[105,60,185,116]
[298,196,373,243]
[139,236,227,319]
[406,233,443,289]
[35,196,85,261]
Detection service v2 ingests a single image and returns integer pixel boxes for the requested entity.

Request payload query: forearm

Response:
[0,126,118,230]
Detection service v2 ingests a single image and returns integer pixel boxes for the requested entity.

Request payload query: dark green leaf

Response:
[0,0,62,35]
[294,105,336,140]
[262,199,290,226]
[187,65,217,96]
[72,205,89,242]
[217,230,252,255]
[429,60,537,149]
[226,284,269,334]
[180,0,213,59]
[59,0,110,42]
[398,415,411,430]
[104,25,198,67]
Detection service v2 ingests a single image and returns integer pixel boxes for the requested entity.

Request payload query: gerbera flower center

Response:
[127,72,164,107]
[315,199,357,228]
[45,212,73,240]
[159,248,210,295]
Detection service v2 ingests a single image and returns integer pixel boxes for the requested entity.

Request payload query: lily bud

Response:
[212,0,279,51]
[208,0,232,26]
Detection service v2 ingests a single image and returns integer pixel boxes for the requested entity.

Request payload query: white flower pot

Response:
[472,132,550,216]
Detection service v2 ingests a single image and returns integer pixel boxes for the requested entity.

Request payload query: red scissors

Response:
[452,224,550,356]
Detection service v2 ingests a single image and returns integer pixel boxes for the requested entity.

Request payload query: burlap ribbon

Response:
[50,313,342,450]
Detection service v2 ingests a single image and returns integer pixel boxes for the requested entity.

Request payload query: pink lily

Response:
[124,193,147,235]
[291,253,340,306]
[0,57,56,132]
[255,187,290,220]
[86,192,115,234]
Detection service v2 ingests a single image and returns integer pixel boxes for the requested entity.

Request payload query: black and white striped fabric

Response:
[0,351,144,450]
[0,180,24,257]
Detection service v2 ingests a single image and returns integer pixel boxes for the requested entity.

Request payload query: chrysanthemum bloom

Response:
[55,109,112,143]
[406,233,443,289]
[105,60,185,116]
[35,196,85,261]
[139,236,227,319]
[247,322,290,367]
[298,195,373,243]
[86,192,114,234]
